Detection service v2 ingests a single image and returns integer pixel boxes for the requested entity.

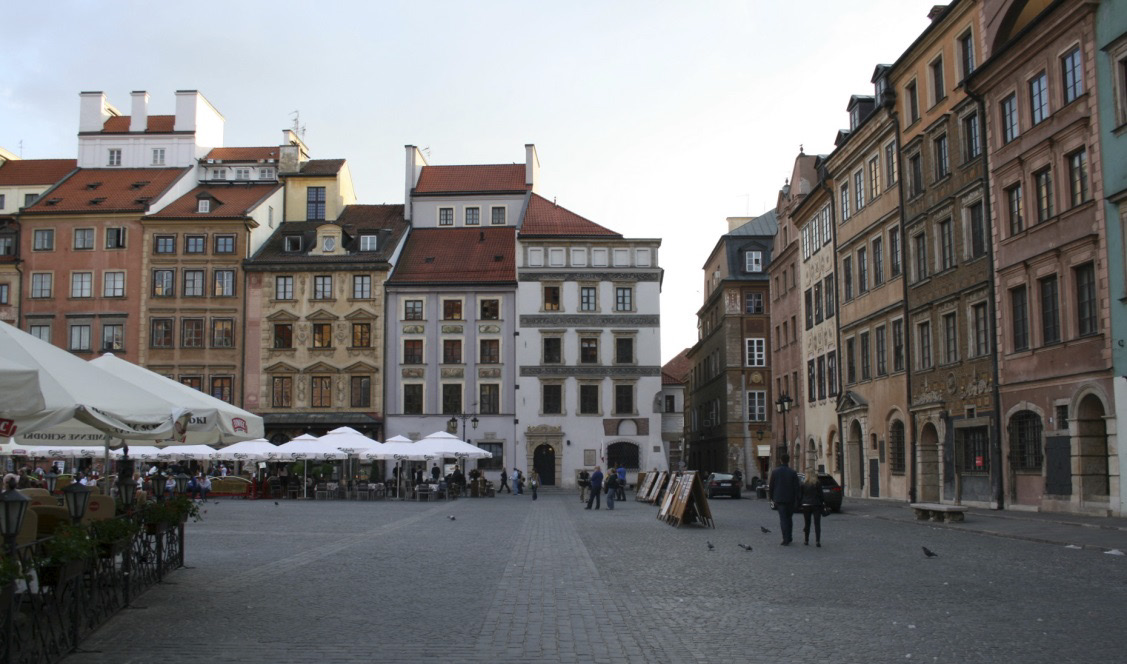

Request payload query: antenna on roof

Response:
[289,110,306,139]
[422,146,431,158]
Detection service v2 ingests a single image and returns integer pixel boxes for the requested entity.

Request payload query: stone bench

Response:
[910,503,967,523]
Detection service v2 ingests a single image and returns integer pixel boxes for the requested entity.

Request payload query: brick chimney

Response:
[928,4,948,22]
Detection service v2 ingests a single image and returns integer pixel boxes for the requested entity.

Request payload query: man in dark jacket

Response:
[768,453,800,545]
[586,466,604,510]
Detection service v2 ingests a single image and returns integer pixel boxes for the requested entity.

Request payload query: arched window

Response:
[1009,411,1043,470]
[607,441,640,470]
[889,421,906,473]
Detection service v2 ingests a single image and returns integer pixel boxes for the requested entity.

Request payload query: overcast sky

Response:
[1,0,943,363]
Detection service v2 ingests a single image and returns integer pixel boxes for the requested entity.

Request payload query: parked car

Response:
[797,473,843,513]
[705,473,741,499]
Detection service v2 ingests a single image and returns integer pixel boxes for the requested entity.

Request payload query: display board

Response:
[646,471,668,504]
[657,472,681,520]
[658,471,714,528]
[635,471,654,501]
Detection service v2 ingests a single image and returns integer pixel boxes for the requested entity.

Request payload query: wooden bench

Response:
[910,502,967,523]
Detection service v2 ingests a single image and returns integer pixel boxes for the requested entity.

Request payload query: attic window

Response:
[424,257,435,263]
[89,197,106,205]
[45,198,61,206]
[284,236,302,252]
[86,182,102,190]
[493,255,503,262]
[359,235,378,251]
[197,199,210,213]
[134,196,152,205]
[130,181,150,190]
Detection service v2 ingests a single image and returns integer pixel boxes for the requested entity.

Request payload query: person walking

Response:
[512,468,522,495]
[498,467,511,493]
[585,466,603,509]
[615,465,627,500]
[605,471,618,510]
[578,468,590,503]
[768,452,800,545]
[800,472,826,547]
[529,470,540,500]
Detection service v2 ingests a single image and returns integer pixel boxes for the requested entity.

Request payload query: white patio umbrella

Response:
[213,439,279,461]
[90,353,263,445]
[413,430,494,460]
[155,445,218,462]
[277,434,346,498]
[109,446,165,461]
[0,356,45,416]
[362,440,435,499]
[317,427,384,485]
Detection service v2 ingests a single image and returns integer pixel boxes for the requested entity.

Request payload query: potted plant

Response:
[90,517,139,558]
[36,524,93,587]
[165,495,202,524]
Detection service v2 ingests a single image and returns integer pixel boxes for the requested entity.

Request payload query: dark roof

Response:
[146,183,281,219]
[520,193,621,237]
[729,210,778,237]
[414,164,528,194]
[204,147,280,162]
[21,167,190,215]
[0,159,76,186]
[247,204,407,266]
[387,227,516,285]
[283,159,345,177]
[100,115,177,133]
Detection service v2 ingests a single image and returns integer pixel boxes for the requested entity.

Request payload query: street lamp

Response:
[448,413,479,441]
[775,394,793,464]
[1,489,29,664]
[118,477,137,511]
[151,471,166,501]
[173,473,190,495]
[61,482,93,525]
[45,471,58,494]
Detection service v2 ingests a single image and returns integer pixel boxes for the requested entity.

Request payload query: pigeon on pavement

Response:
[738,543,752,552]
[922,546,938,558]
[706,540,715,551]
[760,526,771,534]
[448,515,456,521]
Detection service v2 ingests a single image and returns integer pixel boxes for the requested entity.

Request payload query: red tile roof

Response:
[99,115,177,133]
[204,147,280,162]
[146,183,281,219]
[414,164,528,194]
[661,348,693,385]
[21,168,189,215]
[0,159,76,186]
[388,227,516,285]
[520,193,620,237]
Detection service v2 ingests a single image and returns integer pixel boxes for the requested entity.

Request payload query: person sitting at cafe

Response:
[452,467,465,488]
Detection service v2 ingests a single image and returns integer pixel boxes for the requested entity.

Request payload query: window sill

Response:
[270,347,296,352]
[312,298,337,303]
[309,347,335,352]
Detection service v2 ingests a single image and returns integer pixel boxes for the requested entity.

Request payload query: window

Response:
[108,149,121,166]
[1068,149,1089,207]
[1040,275,1060,345]
[745,338,766,367]
[234,168,250,180]
[959,30,976,79]
[843,257,853,301]
[890,421,906,473]
[1034,168,1054,223]
[438,207,454,226]
[443,339,463,364]
[615,287,633,311]
[543,286,560,311]
[1001,94,1018,143]
[352,275,372,299]
[746,292,764,314]
[271,376,292,408]
[150,319,174,348]
[973,303,989,357]
[1011,285,1029,351]
[939,219,954,271]
[580,338,599,363]
[105,227,126,249]
[1056,404,1070,431]
[313,275,332,300]
[868,156,880,200]
[211,319,234,348]
[181,376,203,392]
[31,273,52,298]
[74,228,94,250]
[186,235,205,253]
[181,318,204,348]
[875,325,887,376]
[214,235,235,254]
[155,235,175,254]
[69,324,92,352]
[465,207,480,225]
[857,247,868,293]
[885,140,898,184]
[479,384,500,415]
[441,384,462,415]
[491,206,506,225]
[403,384,423,414]
[543,337,562,364]
[931,56,945,103]
[284,236,301,252]
[909,153,924,197]
[480,339,500,364]
[97,323,122,351]
[860,331,871,380]
[404,339,423,364]
[892,319,905,372]
[615,337,634,364]
[543,385,563,414]
[824,275,835,317]
[210,168,226,180]
[840,183,850,220]
[817,355,827,400]
[273,323,293,349]
[906,80,919,123]
[29,324,50,342]
[213,270,235,297]
[103,271,125,298]
[890,227,902,277]
[1010,411,1043,470]
[966,202,986,259]
[845,337,856,384]
[827,351,838,396]
[747,391,767,422]
[306,187,326,220]
[260,167,274,180]
[33,229,54,251]
[579,384,600,414]
[854,170,864,211]
[359,235,378,251]
[958,427,990,473]
[275,276,293,300]
[311,323,332,349]
[964,112,981,159]
[580,286,597,311]
[350,376,371,408]
[1030,72,1049,125]
[934,134,949,179]
[351,323,371,348]
[943,313,958,364]
[71,272,92,298]
[0,283,7,305]
[918,321,933,369]
[1062,46,1083,104]
[311,376,331,408]
[21,193,35,208]
[609,383,634,415]
[805,289,814,330]
[872,237,884,286]
[405,299,423,320]
[745,250,763,272]
[1076,262,1097,336]
[443,299,462,320]
[1006,183,1024,236]
[914,233,928,282]
[0,237,11,255]
[480,299,499,320]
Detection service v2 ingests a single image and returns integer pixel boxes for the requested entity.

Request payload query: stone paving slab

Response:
[63,492,1127,663]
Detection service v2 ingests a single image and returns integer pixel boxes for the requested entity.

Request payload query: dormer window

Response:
[198,199,210,213]
[259,167,275,180]
[284,236,302,252]
[212,168,226,180]
[746,250,763,272]
[359,235,378,251]
[107,149,121,167]
[235,168,250,180]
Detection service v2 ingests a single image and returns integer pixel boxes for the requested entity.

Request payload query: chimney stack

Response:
[525,144,540,193]
[928,4,947,22]
[130,91,149,132]
[78,91,119,133]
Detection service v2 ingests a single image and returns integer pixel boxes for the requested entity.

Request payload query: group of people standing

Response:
[767,452,827,547]
[578,465,626,510]
[496,467,540,499]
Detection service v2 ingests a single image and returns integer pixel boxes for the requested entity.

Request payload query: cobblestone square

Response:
[65,492,1127,663]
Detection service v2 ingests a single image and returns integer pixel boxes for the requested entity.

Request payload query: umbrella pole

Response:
[303,459,308,499]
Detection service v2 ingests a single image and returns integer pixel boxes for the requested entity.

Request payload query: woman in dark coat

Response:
[799,473,826,547]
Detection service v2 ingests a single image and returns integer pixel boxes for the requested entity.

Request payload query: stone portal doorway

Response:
[1076,394,1109,502]
[919,422,940,502]
[846,419,863,496]
[533,444,556,486]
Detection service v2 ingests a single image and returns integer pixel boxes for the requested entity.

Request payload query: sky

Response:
[1,0,945,364]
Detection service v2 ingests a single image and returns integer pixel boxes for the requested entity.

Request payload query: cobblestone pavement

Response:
[65,491,1127,663]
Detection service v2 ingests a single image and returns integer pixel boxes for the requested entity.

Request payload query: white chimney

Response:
[174,90,199,133]
[129,91,149,132]
[78,91,118,133]
[404,145,428,221]
[525,144,540,193]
